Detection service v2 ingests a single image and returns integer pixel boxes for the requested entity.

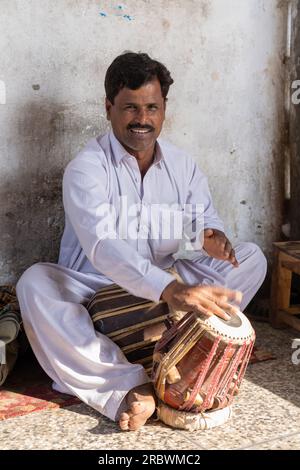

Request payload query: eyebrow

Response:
[123,102,159,106]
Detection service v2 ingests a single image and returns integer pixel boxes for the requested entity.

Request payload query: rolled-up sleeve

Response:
[63,156,175,302]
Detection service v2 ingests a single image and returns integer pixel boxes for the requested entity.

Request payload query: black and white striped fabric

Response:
[86,284,171,375]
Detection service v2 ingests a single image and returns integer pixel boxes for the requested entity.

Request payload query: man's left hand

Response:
[203,229,239,267]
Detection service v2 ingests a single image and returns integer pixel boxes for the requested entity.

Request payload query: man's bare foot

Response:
[119,383,156,431]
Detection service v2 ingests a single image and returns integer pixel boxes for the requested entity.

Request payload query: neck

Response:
[125,145,156,177]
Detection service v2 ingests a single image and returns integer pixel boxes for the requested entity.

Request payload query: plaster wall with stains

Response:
[0,0,288,283]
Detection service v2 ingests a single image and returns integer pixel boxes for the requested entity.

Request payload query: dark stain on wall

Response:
[0,100,104,283]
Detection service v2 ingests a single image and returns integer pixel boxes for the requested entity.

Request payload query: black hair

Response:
[105,52,174,103]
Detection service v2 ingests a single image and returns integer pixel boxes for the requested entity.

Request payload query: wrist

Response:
[160,280,178,302]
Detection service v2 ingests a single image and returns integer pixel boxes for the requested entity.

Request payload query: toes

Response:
[119,419,129,431]
[119,412,130,431]
[120,411,130,421]
[119,396,156,431]
[128,420,142,431]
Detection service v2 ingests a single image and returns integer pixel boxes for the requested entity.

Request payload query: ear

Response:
[105,98,112,121]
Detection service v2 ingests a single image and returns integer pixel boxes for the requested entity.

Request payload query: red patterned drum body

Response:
[152,310,255,413]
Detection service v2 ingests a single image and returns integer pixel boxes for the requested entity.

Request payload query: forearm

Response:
[91,238,176,302]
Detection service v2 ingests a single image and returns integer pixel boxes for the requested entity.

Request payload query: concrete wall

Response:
[290,0,300,239]
[0,0,288,283]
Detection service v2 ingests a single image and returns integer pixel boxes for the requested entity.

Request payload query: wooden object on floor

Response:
[270,241,300,331]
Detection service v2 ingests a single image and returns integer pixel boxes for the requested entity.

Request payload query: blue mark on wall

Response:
[98,4,134,21]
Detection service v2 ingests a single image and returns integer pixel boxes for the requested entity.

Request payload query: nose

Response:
[136,107,148,125]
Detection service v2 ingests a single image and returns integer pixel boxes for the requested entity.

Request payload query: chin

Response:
[126,139,155,152]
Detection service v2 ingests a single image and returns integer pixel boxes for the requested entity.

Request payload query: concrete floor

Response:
[0,321,299,450]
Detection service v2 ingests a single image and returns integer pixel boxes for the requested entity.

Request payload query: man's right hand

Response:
[161,280,243,321]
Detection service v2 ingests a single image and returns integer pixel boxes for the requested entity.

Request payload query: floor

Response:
[0,320,299,450]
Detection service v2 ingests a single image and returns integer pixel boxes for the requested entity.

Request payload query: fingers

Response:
[224,241,239,267]
[215,299,240,315]
[229,248,239,267]
[198,299,232,321]
[224,240,232,258]
[216,235,238,266]
[204,228,214,238]
[167,283,243,323]
[192,286,243,321]
[210,234,229,260]
[202,286,243,304]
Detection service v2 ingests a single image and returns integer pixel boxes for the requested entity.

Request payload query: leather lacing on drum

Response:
[153,311,255,413]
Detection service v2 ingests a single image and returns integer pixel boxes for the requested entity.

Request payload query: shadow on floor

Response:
[245,320,300,409]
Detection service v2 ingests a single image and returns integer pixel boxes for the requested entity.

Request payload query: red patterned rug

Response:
[0,346,276,421]
[0,351,80,420]
[249,346,276,364]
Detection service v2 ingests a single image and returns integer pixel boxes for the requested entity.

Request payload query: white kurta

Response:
[16,131,267,421]
[58,131,226,302]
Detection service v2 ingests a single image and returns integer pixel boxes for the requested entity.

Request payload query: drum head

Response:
[198,310,254,344]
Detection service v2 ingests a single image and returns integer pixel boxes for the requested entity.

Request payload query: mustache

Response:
[127,123,154,131]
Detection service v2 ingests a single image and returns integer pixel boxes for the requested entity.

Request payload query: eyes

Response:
[124,104,159,112]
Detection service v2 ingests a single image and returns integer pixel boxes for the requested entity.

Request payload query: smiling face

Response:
[105,78,166,158]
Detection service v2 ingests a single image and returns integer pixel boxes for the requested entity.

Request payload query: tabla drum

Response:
[152,310,255,430]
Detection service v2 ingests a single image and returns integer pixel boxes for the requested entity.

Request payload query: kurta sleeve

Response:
[62,155,175,303]
[186,159,225,233]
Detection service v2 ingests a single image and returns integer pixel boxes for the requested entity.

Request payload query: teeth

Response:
[130,129,150,134]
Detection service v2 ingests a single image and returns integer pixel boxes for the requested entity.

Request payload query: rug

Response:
[0,345,276,421]
[249,345,276,364]
[0,350,80,420]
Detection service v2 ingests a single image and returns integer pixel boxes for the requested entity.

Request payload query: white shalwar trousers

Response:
[16,242,267,422]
